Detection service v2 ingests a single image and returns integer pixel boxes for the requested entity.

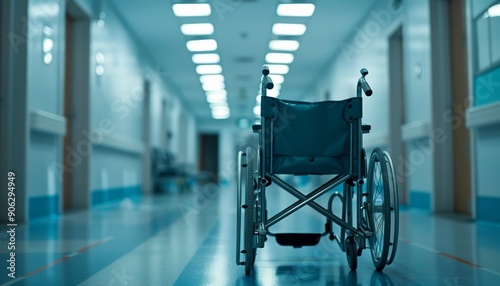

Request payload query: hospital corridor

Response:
[1,0,500,285]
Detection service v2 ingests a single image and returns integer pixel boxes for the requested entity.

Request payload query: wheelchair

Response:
[236,66,399,275]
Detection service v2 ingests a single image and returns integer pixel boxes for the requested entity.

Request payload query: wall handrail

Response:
[92,131,145,155]
[401,121,430,142]
[466,102,500,128]
[30,110,67,136]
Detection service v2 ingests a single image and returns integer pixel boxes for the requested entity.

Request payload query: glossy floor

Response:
[1,183,500,286]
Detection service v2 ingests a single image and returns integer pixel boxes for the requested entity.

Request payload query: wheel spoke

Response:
[367,148,397,270]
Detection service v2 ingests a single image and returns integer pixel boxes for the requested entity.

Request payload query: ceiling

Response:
[108,0,378,124]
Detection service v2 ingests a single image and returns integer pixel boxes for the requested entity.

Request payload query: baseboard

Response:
[91,185,141,206]
[29,195,59,219]
[409,190,431,210]
[476,196,500,223]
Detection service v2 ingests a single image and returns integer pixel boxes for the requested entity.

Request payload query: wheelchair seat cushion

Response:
[261,96,362,175]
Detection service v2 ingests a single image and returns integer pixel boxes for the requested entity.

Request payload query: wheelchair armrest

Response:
[362,124,371,134]
[252,124,261,133]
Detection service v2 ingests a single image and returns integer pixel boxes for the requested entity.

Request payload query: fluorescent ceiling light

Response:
[213,113,230,120]
[272,23,307,36]
[202,81,225,91]
[180,23,214,35]
[172,3,211,17]
[256,95,261,104]
[253,105,261,116]
[186,39,217,52]
[200,74,224,83]
[192,53,220,64]
[206,90,227,97]
[196,64,222,74]
[269,74,284,84]
[212,106,230,118]
[209,102,228,109]
[207,97,227,104]
[265,64,289,74]
[277,3,315,17]
[271,83,281,91]
[269,40,300,51]
[488,4,500,17]
[267,88,280,98]
[212,106,230,113]
[206,91,227,103]
[266,53,294,64]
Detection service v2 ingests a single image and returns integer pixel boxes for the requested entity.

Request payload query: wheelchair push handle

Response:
[261,65,274,93]
[358,68,373,97]
[262,65,270,76]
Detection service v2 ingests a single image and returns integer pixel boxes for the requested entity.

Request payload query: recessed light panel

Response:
[267,88,280,97]
[192,53,220,64]
[172,3,211,17]
[253,105,261,116]
[269,74,284,84]
[213,113,230,119]
[269,40,300,51]
[196,65,222,74]
[180,23,214,35]
[277,3,315,17]
[206,95,227,104]
[212,106,230,118]
[206,90,227,103]
[265,64,289,74]
[202,81,225,91]
[272,23,307,36]
[200,74,224,83]
[488,4,500,17]
[265,53,294,64]
[209,102,228,109]
[186,39,217,52]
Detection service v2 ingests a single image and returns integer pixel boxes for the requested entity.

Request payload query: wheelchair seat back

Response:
[261,96,362,175]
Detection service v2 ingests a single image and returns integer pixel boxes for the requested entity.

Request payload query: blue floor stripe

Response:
[173,222,251,286]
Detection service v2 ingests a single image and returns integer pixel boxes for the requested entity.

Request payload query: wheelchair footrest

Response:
[275,233,321,248]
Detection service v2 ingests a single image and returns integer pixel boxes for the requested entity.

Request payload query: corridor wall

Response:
[467,0,500,222]
[313,0,435,210]
[20,0,197,220]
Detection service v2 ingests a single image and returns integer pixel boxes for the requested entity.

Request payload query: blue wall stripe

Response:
[92,185,141,206]
[474,66,500,106]
[29,195,59,219]
[410,191,431,210]
[476,196,500,223]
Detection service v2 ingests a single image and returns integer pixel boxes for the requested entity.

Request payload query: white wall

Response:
[467,0,500,222]
[22,0,197,219]
[313,0,434,209]
[26,0,66,218]
[88,0,144,195]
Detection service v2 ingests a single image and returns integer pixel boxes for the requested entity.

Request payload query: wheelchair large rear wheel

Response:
[244,147,257,275]
[366,147,396,270]
[383,151,399,265]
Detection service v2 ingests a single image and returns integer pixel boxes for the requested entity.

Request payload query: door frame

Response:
[450,0,472,217]
[429,0,454,213]
[388,25,407,205]
[142,79,152,193]
[63,1,91,210]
